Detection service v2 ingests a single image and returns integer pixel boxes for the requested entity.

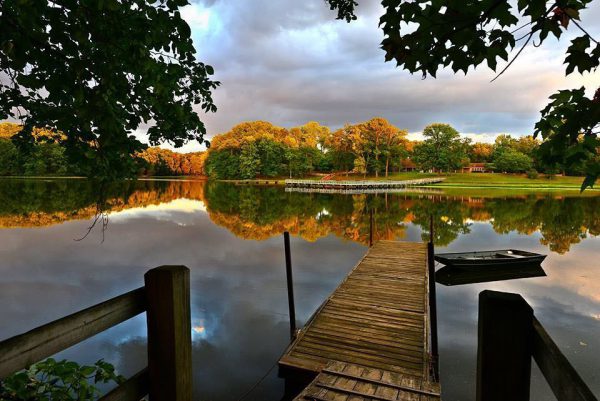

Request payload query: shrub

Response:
[526,169,539,179]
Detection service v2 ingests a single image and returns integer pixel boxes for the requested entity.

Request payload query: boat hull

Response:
[434,250,546,269]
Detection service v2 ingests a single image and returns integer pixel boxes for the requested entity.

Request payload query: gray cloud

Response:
[170,1,600,151]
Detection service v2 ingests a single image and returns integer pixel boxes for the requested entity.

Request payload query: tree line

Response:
[204,119,577,179]
[0,123,205,177]
[0,120,586,178]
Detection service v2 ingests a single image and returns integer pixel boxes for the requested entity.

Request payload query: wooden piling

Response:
[284,232,297,339]
[476,290,533,401]
[145,265,193,401]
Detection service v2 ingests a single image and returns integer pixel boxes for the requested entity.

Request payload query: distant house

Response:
[401,159,418,172]
[461,163,487,173]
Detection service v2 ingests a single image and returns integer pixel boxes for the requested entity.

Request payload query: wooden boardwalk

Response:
[279,241,440,400]
[285,178,445,191]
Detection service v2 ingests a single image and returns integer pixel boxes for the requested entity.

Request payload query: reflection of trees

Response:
[0,179,206,228]
[486,195,600,254]
[409,198,471,246]
[203,183,411,244]
[2,179,600,254]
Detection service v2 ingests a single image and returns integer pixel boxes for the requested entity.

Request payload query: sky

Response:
[165,0,600,152]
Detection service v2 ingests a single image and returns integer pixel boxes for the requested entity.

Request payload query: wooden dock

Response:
[285,178,445,191]
[279,241,440,400]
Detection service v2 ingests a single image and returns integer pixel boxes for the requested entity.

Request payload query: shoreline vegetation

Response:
[0,172,593,191]
[1,120,592,187]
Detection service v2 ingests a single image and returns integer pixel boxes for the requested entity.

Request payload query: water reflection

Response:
[435,264,547,286]
[0,179,599,400]
[1,179,599,255]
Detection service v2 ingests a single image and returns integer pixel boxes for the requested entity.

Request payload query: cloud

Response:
[159,0,600,152]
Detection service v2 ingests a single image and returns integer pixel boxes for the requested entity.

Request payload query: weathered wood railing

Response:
[0,265,192,401]
[477,290,598,401]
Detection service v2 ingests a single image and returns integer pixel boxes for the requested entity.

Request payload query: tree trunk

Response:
[385,157,389,177]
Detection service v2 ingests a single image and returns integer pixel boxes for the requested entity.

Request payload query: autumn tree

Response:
[361,117,408,177]
[326,0,600,189]
[1,0,218,178]
[413,123,469,172]
[205,121,323,179]
[469,143,494,163]
[327,125,356,174]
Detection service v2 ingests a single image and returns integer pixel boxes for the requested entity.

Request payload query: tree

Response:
[470,142,494,163]
[493,149,534,173]
[239,142,261,179]
[327,126,356,173]
[289,121,330,150]
[326,0,600,189]
[1,0,219,178]
[412,123,469,172]
[22,143,69,176]
[0,138,19,175]
[361,117,407,177]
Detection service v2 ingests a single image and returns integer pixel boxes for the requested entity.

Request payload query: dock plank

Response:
[281,241,441,400]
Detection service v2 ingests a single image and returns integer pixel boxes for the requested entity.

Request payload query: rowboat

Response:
[434,249,546,269]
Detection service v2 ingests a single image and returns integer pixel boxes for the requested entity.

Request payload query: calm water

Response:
[0,178,599,400]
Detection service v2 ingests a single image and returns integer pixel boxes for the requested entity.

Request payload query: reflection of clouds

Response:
[0,210,364,399]
[109,198,207,220]
[2,186,600,399]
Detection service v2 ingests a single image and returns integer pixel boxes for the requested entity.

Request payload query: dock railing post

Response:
[427,215,439,381]
[369,208,374,247]
[144,265,193,401]
[476,290,533,401]
[284,232,297,339]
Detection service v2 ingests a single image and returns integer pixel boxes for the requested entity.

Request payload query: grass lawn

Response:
[327,172,589,190]
[436,173,585,189]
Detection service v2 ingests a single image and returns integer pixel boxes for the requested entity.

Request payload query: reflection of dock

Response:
[285,177,445,192]
[280,241,440,400]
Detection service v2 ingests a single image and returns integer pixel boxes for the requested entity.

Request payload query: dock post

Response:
[284,232,297,339]
[369,208,374,247]
[144,266,193,401]
[427,215,439,381]
[476,290,533,401]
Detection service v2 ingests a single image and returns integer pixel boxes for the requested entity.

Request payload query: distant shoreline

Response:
[0,173,594,191]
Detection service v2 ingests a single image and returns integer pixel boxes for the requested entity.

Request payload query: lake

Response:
[0,178,599,400]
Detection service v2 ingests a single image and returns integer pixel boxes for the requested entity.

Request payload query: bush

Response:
[526,169,539,179]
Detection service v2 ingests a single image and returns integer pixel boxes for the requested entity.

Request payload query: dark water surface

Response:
[0,179,599,400]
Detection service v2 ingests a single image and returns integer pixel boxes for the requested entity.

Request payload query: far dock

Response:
[285,177,445,192]
[280,240,440,400]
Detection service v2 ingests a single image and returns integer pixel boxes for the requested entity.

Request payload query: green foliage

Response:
[0,358,124,401]
[0,0,219,178]
[0,138,19,175]
[239,142,261,179]
[527,169,539,179]
[493,149,534,173]
[22,144,69,176]
[535,88,600,190]
[327,0,599,188]
[205,151,240,179]
[412,123,469,172]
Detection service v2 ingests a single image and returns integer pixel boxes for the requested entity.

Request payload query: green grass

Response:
[330,172,586,189]
[209,172,593,191]
[435,173,588,190]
